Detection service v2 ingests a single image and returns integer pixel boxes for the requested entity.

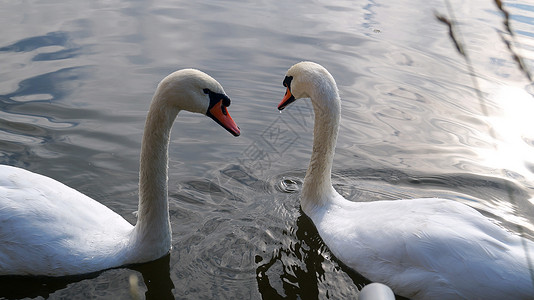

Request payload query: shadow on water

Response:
[0,254,174,300]
[255,213,325,299]
[129,254,175,300]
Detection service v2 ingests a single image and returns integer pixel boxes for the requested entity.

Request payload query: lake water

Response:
[1,0,533,299]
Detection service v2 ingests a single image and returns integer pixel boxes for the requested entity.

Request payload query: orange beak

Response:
[277,87,296,111]
[208,100,240,136]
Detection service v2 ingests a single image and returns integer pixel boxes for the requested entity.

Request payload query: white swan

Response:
[277,61,534,299]
[0,69,240,276]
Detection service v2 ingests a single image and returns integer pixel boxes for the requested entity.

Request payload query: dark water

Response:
[1,0,533,299]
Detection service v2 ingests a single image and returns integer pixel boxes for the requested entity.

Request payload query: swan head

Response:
[277,61,337,111]
[156,69,240,136]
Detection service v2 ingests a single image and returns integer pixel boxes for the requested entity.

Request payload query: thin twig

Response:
[494,0,532,81]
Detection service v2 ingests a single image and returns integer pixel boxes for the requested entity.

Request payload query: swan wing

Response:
[0,165,133,276]
[313,196,534,299]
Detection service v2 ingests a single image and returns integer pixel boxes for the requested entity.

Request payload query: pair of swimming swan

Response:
[1,62,533,299]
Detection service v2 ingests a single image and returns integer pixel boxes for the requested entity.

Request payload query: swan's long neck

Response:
[301,77,341,214]
[133,95,177,257]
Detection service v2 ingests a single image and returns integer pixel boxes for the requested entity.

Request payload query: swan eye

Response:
[222,97,231,107]
[283,76,293,89]
[205,88,231,116]
[220,97,231,115]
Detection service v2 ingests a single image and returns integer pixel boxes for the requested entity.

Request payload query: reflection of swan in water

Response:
[256,211,393,299]
[129,254,175,300]
[255,213,337,299]
[277,61,534,299]
[0,69,240,276]
[0,254,174,299]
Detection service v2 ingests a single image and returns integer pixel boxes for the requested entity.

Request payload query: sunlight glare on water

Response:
[479,86,534,183]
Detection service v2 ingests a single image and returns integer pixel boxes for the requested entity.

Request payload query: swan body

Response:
[278,61,534,299]
[0,69,240,276]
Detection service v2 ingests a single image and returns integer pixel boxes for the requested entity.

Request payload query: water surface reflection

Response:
[0,0,533,298]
